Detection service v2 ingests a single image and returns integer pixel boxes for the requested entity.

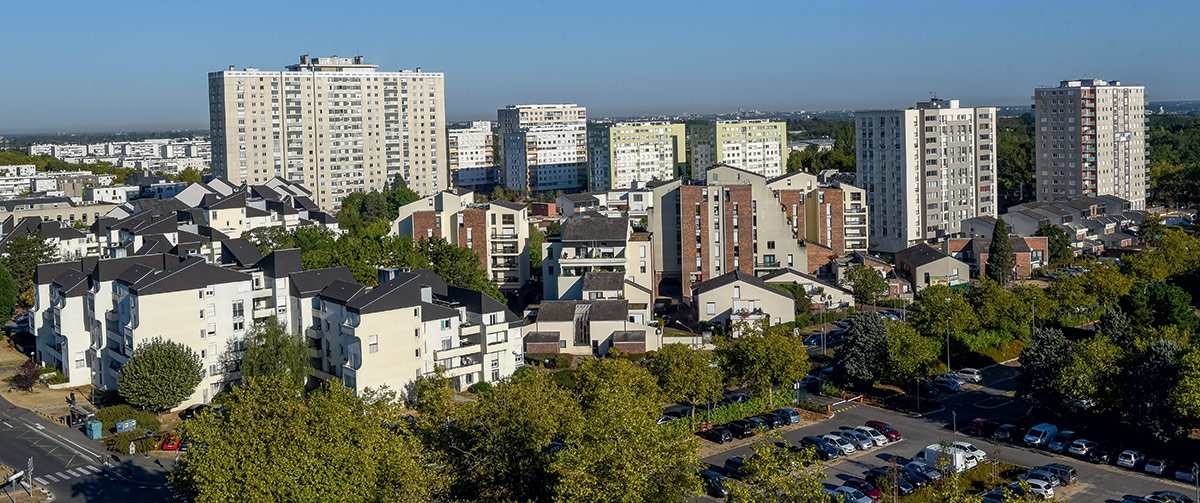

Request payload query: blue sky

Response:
[1,0,1197,133]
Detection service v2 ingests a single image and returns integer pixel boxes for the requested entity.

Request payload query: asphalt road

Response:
[0,395,173,503]
[699,364,1200,502]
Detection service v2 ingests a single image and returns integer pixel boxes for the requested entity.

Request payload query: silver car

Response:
[836,429,874,450]
[822,434,857,455]
[854,426,889,446]
[954,368,983,383]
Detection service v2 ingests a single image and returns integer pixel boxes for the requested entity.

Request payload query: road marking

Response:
[34,423,43,430]
[20,420,103,461]
[42,474,58,483]
[55,471,69,480]
[34,477,47,485]
[2,421,11,427]
[85,465,101,473]
[52,432,102,459]
[66,469,81,477]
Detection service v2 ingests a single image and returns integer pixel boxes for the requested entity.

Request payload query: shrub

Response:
[525,353,571,369]
[96,404,160,433]
[38,367,58,375]
[665,389,796,431]
[820,381,842,397]
[42,371,67,385]
[467,382,493,395]
[103,431,157,455]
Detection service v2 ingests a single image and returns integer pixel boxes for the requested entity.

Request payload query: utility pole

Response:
[945,313,952,373]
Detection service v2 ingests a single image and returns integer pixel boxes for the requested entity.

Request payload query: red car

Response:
[160,434,181,451]
[865,420,901,442]
[843,477,882,501]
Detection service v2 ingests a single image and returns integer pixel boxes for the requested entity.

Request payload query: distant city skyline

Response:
[1,0,1197,133]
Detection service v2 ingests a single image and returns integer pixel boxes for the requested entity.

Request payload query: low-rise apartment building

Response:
[523,299,660,356]
[943,236,1049,280]
[540,212,654,321]
[692,270,794,329]
[893,243,969,292]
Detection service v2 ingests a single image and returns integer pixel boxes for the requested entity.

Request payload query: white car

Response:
[834,486,873,503]
[1118,449,1145,469]
[1013,479,1055,499]
[854,426,889,446]
[952,441,987,461]
[954,368,983,383]
[822,434,857,455]
[837,429,874,450]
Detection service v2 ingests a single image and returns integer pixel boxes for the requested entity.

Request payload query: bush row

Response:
[102,431,157,455]
[96,404,160,433]
[524,353,571,369]
[662,389,797,433]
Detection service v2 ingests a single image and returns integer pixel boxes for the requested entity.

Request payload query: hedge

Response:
[467,382,493,395]
[102,431,158,455]
[96,404,160,433]
[525,353,571,369]
[662,389,797,433]
[42,371,67,385]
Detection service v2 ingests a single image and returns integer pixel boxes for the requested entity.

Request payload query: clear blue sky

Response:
[2,0,1197,133]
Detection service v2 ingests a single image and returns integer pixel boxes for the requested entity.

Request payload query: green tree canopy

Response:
[646,344,724,420]
[1126,339,1184,442]
[1016,327,1072,411]
[985,218,1016,286]
[1035,223,1073,264]
[238,317,308,388]
[0,262,16,323]
[842,264,888,305]
[833,313,888,386]
[716,322,809,408]
[3,230,57,306]
[883,321,938,384]
[117,337,203,411]
[1056,334,1123,414]
[909,284,978,341]
[726,432,827,503]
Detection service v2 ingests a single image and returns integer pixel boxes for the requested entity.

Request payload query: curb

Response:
[909,405,946,418]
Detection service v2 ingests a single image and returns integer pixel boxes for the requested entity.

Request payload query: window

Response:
[233,320,245,331]
[369,335,378,353]
[733,286,741,299]
[706,302,716,315]
[199,309,205,319]
[559,340,566,349]
[232,300,244,318]
[440,319,451,329]
[75,359,85,369]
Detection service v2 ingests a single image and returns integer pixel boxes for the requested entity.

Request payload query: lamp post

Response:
[945,312,952,373]
[915,379,920,414]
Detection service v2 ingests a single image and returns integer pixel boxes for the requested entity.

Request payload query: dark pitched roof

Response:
[490,200,525,211]
[126,257,251,295]
[290,267,357,296]
[692,270,793,300]
[51,269,90,297]
[132,198,187,217]
[561,193,598,204]
[318,280,366,305]
[560,213,628,242]
[246,206,271,218]
[895,243,950,268]
[134,235,174,256]
[524,331,560,343]
[307,211,337,224]
[293,196,319,212]
[0,197,74,211]
[267,199,299,215]
[537,300,629,322]
[612,330,646,343]
[257,249,302,279]
[421,302,460,321]
[345,270,445,315]
[582,271,624,291]
[220,238,264,268]
[207,191,247,210]
[35,261,81,286]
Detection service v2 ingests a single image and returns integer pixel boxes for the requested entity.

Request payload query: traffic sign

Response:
[129,442,136,455]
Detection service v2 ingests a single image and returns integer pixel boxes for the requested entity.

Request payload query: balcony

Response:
[490,231,519,240]
[436,342,482,360]
[491,246,518,255]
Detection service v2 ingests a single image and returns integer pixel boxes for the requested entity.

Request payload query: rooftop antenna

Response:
[930,91,938,100]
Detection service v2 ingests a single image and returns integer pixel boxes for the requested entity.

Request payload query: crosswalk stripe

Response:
[42,474,58,482]
[55,471,70,480]
[66,469,81,477]
[34,477,47,485]
[85,465,101,473]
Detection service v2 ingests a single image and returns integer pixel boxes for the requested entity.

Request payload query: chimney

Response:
[353,55,364,64]
[299,54,309,65]
[420,286,432,304]
[228,65,235,71]
[415,67,421,73]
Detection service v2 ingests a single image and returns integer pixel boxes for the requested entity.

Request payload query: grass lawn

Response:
[901,462,1024,503]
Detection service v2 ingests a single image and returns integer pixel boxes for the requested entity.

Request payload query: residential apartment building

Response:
[523,299,660,357]
[309,269,524,392]
[498,104,587,193]
[856,98,998,253]
[209,55,448,209]
[448,121,496,188]
[766,170,869,257]
[587,122,686,191]
[688,120,786,180]
[893,243,969,292]
[392,188,530,292]
[692,270,795,328]
[943,236,1049,280]
[540,213,654,322]
[1033,79,1147,209]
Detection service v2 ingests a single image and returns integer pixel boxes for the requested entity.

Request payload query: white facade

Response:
[689,120,786,179]
[498,104,587,193]
[448,121,495,187]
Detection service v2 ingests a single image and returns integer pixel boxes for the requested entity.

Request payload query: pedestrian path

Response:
[33,464,102,485]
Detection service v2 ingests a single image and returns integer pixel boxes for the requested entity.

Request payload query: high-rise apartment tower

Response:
[498,104,587,193]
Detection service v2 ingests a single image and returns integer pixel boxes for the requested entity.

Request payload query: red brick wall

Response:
[817,188,845,255]
[724,185,754,275]
[944,238,972,256]
[613,341,647,354]
[679,185,709,296]
[777,189,805,243]
[412,211,438,243]
[525,342,560,354]
[458,209,488,268]
[805,242,835,275]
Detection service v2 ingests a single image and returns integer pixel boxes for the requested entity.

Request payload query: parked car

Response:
[932,376,962,392]
[954,368,983,383]
[865,420,902,442]
[756,413,785,429]
[822,434,857,456]
[967,418,999,437]
[918,380,940,396]
[800,435,840,461]
[800,375,823,392]
[952,441,987,461]
[1118,449,1146,469]
[700,469,728,498]
[723,456,746,478]
[1037,463,1078,485]
[726,419,756,439]
[904,461,942,481]
[854,426,889,446]
[981,488,1007,503]
[747,416,772,431]
[1146,458,1170,476]
[898,465,932,487]
[837,428,874,450]
[1023,423,1058,447]
[772,408,801,425]
[937,373,967,385]
[1174,462,1198,482]
[803,333,824,346]
[1013,479,1055,499]
[1068,439,1099,457]
[1046,430,1077,452]
[702,427,733,444]
[160,434,181,451]
[1022,468,1062,489]
[864,467,914,496]
[994,423,1018,442]
[722,393,751,405]
[1088,446,1114,465]
[842,478,882,502]
[833,486,873,503]
[1146,490,1195,503]
[180,404,206,420]
[915,444,968,474]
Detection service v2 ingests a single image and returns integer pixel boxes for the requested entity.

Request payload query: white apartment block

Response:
[1034,79,1147,210]
[448,121,496,188]
[498,104,587,193]
[209,55,448,209]
[587,122,686,191]
[688,120,786,180]
[540,213,654,323]
[855,99,998,253]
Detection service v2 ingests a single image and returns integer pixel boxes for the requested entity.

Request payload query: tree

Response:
[725,433,827,503]
[446,369,583,503]
[1137,213,1166,245]
[529,224,545,281]
[2,231,57,305]
[553,357,701,503]
[1125,339,1184,441]
[1016,327,1071,411]
[909,285,978,341]
[423,236,505,302]
[716,322,809,408]
[1121,283,1200,335]
[985,218,1016,287]
[176,167,203,185]
[833,313,888,386]
[1056,335,1123,414]
[238,317,307,388]
[117,337,203,411]
[883,321,938,384]
[11,359,40,391]
[406,367,455,422]
[842,264,888,305]
[170,376,448,503]
[647,344,724,422]
[0,262,16,323]
[1035,224,1072,264]
[1096,309,1136,348]
[1171,349,1200,426]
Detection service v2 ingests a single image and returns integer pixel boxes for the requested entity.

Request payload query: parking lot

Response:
[695,364,1200,502]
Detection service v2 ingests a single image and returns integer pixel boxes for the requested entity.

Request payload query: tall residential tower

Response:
[1033,79,1147,209]
[688,120,786,180]
[208,55,447,209]
[855,99,998,253]
[448,121,496,188]
[498,104,587,193]
[587,122,686,191]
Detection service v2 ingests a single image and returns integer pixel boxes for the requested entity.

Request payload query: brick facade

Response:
[458,208,488,268]
[411,211,439,241]
[724,185,754,276]
[679,185,710,295]
[815,188,845,255]
[524,342,560,354]
[804,240,835,275]
[777,189,805,245]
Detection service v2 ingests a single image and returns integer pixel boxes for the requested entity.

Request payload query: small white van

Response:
[1023,423,1058,447]
[914,444,968,474]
